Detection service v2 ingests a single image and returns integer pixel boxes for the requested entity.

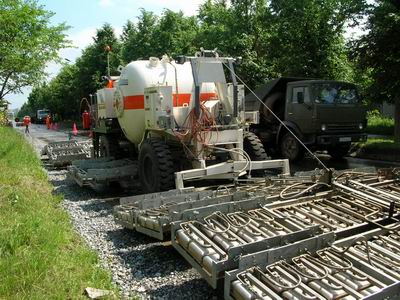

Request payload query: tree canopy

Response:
[354,0,400,142]
[0,0,70,102]
[18,0,399,142]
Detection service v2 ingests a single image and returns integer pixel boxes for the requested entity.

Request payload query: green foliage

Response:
[0,127,115,299]
[266,0,365,81]
[353,137,400,161]
[22,0,370,119]
[354,0,400,104]
[0,0,70,101]
[121,9,198,63]
[21,24,121,119]
[353,0,400,142]
[366,109,395,136]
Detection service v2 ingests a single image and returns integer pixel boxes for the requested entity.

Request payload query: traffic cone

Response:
[72,122,78,136]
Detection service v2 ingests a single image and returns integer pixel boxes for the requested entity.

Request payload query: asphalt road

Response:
[14,123,89,154]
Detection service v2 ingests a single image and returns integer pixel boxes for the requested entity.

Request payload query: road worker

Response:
[23,115,31,134]
[46,114,52,129]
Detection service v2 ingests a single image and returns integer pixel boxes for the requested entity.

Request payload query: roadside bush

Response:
[366,109,394,136]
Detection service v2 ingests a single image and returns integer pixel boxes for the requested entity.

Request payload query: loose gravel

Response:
[48,169,215,300]
[21,125,216,300]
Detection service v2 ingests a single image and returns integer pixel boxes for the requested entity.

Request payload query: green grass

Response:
[366,110,395,136]
[0,127,115,299]
[353,136,400,161]
[360,137,398,149]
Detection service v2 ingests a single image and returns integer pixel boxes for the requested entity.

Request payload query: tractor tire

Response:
[244,132,269,177]
[139,138,175,193]
[243,132,269,161]
[99,135,119,158]
[328,143,351,160]
[280,132,304,162]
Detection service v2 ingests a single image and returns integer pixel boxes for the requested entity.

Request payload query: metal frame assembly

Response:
[41,140,91,167]
[224,226,400,300]
[114,175,328,240]
[73,160,400,299]
[67,157,137,188]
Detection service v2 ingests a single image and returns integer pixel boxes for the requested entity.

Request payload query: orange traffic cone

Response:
[72,122,78,136]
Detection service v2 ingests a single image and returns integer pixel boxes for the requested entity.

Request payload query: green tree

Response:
[121,10,159,62]
[0,0,70,101]
[75,23,121,105]
[265,0,366,80]
[46,64,80,119]
[197,0,276,88]
[153,10,198,58]
[355,0,400,142]
[196,0,366,88]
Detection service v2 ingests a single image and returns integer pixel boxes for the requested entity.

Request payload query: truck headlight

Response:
[321,124,327,131]
[359,123,363,130]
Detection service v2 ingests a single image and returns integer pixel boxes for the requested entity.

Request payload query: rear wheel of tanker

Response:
[280,132,304,162]
[244,132,269,161]
[99,135,119,158]
[139,138,175,193]
[243,132,269,177]
[328,143,351,160]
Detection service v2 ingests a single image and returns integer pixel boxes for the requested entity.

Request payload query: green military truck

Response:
[246,77,367,161]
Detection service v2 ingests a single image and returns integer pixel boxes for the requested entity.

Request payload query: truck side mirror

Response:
[297,92,304,104]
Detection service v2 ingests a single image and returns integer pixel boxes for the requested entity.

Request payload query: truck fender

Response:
[276,122,303,145]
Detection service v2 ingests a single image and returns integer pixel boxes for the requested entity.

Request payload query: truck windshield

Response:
[38,110,49,117]
[313,84,359,105]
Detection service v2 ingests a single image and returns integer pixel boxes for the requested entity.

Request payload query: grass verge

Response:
[352,137,400,162]
[366,110,394,136]
[0,127,115,299]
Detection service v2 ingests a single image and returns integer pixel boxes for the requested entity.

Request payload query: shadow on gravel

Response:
[105,228,158,250]
[146,278,217,300]
[79,200,118,216]
[105,229,193,277]
[127,244,192,278]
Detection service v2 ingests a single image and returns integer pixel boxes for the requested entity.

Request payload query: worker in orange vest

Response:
[82,110,90,130]
[23,116,31,134]
[46,114,52,130]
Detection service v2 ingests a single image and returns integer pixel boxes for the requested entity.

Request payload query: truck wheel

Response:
[244,132,269,177]
[99,135,119,158]
[328,144,350,160]
[139,138,175,193]
[280,132,304,162]
[243,132,269,161]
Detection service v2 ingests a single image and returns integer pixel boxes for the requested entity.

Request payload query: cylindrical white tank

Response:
[114,58,216,145]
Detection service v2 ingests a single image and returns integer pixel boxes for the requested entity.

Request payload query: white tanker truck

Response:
[72,49,289,193]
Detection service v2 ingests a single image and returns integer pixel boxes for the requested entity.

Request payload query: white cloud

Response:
[71,27,97,49]
[45,25,122,79]
[99,0,114,8]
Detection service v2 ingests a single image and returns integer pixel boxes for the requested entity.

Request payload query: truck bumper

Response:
[316,133,367,146]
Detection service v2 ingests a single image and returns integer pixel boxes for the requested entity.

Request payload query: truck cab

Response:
[247,78,367,161]
[36,109,50,124]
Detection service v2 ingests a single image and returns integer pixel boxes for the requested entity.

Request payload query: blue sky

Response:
[8,0,205,109]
